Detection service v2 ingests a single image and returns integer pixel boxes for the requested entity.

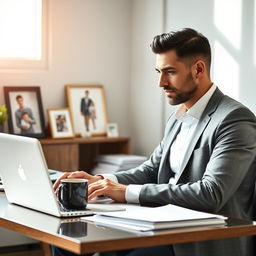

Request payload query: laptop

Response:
[0,133,123,217]
[0,169,62,192]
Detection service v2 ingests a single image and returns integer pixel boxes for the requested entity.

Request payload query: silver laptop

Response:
[0,169,62,192]
[0,133,94,217]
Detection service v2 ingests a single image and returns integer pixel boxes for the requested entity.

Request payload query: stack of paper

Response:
[91,154,147,175]
[83,204,226,232]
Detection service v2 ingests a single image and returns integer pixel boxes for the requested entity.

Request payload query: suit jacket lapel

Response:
[174,115,211,183]
[162,119,182,158]
[158,118,182,183]
[175,88,224,184]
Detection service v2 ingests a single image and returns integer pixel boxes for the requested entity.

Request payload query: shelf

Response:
[40,136,130,145]
[40,137,130,172]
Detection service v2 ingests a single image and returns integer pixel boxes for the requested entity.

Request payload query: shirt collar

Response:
[175,84,217,122]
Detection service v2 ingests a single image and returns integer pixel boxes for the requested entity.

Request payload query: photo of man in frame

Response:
[80,90,97,132]
[4,86,46,139]
[66,85,107,136]
[15,95,36,134]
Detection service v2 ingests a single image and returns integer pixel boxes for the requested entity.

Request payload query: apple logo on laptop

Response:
[18,164,27,181]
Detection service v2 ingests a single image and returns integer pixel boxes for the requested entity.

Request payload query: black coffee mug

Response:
[58,179,88,210]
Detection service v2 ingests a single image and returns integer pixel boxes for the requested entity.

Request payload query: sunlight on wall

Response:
[0,0,42,60]
[214,0,242,50]
[254,0,256,67]
[213,41,239,100]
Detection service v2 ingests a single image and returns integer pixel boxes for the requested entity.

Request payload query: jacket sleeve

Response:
[115,114,175,185]
[139,108,256,213]
[115,139,164,185]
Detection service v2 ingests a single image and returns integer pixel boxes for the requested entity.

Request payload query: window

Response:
[0,0,47,69]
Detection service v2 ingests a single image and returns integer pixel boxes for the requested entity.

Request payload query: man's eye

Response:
[166,71,176,74]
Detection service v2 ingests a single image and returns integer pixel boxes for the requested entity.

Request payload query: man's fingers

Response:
[53,171,95,191]
[53,172,69,190]
[67,171,92,180]
[88,179,113,199]
[88,188,106,200]
[88,179,127,203]
[88,180,105,195]
[67,171,85,178]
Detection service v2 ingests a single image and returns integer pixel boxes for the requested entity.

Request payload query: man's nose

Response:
[158,73,168,88]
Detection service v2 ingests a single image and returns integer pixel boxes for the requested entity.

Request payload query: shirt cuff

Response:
[125,185,143,204]
[99,173,118,183]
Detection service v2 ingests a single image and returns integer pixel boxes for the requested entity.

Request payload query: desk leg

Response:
[40,242,52,256]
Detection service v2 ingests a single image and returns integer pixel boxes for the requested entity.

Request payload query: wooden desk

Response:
[1,193,256,255]
[40,137,130,172]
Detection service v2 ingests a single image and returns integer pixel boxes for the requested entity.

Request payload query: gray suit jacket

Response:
[115,88,256,256]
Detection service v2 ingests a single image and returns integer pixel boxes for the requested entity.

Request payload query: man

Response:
[15,95,36,134]
[80,90,93,132]
[53,28,256,256]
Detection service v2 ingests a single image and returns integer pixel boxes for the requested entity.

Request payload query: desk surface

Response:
[1,193,256,254]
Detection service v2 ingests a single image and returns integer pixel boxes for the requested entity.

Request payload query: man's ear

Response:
[193,60,205,79]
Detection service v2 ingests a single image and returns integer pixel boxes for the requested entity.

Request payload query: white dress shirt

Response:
[102,84,217,203]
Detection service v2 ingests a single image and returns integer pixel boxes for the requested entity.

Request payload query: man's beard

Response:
[165,73,197,105]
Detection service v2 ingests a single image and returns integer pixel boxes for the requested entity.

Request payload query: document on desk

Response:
[82,204,227,232]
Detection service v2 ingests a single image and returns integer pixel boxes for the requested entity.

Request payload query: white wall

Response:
[1,0,256,247]
[130,0,256,155]
[0,0,132,136]
[165,0,256,118]
[129,0,165,156]
[0,1,255,166]
[0,0,132,247]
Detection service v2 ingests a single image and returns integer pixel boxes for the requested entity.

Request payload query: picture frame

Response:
[107,123,119,138]
[66,85,108,136]
[3,86,46,138]
[47,108,74,139]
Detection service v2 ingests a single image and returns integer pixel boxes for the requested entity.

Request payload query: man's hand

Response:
[53,171,102,191]
[88,179,127,203]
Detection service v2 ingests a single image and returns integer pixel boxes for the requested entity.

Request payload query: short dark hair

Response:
[16,95,23,100]
[151,28,211,72]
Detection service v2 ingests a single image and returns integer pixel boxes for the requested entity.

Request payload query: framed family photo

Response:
[3,86,46,138]
[47,108,74,138]
[66,85,108,136]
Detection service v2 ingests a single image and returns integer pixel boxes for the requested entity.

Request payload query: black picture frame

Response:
[4,86,46,139]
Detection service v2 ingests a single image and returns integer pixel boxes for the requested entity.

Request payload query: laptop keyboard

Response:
[59,204,92,217]
[60,204,86,212]
[48,169,57,175]
[60,205,74,212]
